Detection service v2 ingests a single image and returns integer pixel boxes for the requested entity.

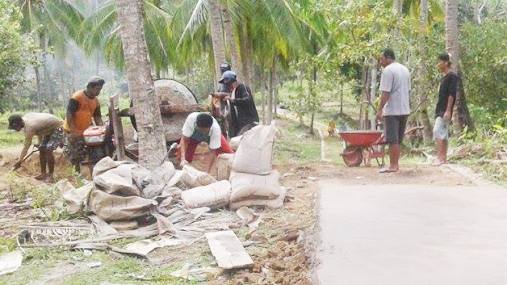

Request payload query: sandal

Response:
[379,168,398,173]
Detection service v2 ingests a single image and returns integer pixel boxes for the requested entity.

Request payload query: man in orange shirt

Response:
[64,76,105,171]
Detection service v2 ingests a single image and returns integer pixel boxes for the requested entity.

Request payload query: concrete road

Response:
[317,181,507,285]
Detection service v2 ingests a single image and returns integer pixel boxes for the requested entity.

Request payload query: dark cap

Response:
[87,76,105,88]
[220,63,231,73]
[219,70,237,83]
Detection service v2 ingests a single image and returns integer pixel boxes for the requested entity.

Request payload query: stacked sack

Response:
[228,123,285,210]
[79,157,178,234]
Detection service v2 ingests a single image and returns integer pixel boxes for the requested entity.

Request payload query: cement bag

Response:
[88,189,157,222]
[232,124,277,175]
[62,182,94,214]
[230,135,242,151]
[92,157,132,177]
[93,165,141,197]
[229,187,287,210]
[142,161,175,186]
[229,171,281,202]
[190,142,214,172]
[217,153,234,181]
[181,165,217,188]
[181,180,231,209]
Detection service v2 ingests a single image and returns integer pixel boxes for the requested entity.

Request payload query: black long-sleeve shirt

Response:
[230,83,259,136]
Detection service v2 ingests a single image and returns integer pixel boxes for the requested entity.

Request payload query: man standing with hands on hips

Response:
[376,48,411,173]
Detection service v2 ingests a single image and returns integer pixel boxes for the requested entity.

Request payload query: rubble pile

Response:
[11,124,294,282]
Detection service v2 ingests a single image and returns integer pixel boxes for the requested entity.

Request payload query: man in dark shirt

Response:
[433,52,458,165]
[220,71,259,137]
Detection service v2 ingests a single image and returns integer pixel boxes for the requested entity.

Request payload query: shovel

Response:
[11,147,39,172]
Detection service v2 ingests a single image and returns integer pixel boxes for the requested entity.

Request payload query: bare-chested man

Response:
[8,113,63,182]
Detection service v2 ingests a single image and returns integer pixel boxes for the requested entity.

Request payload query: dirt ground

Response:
[0,146,320,284]
[0,142,480,284]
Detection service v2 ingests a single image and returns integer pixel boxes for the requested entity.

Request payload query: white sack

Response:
[231,124,277,175]
[229,187,287,210]
[216,153,234,181]
[229,171,281,202]
[181,165,217,188]
[230,136,242,151]
[62,182,94,214]
[181,180,231,209]
[88,189,156,222]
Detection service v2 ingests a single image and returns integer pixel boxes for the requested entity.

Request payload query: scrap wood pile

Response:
[9,124,292,280]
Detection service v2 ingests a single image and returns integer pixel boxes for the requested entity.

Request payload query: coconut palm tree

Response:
[175,0,307,87]
[78,0,179,76]
[445,0,474,131]
[16,0,83,110]
[114,0,167,169]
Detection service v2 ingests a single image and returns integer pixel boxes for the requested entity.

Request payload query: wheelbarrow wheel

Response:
[341,146,363,167]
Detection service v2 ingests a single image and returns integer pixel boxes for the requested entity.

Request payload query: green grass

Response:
[0,247,201,285]
[274,120,321,165]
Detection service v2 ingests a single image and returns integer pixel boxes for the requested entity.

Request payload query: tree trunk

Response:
[393,0,403,15]
[310,112,315,135]
[239,22,254,88]
[419,0,433,142]
[34,66,42,111]
[221,6,245,82]
[261,71,266,124]
[208,0,227,86]
[309,65,317,135]
[339,84,344,115]
[267,60,275,124]
[420,0,428,29]
[115,0,166,170]
[392,0,403,39]
[445,0,474,131]
[369,60,377,129]
[359,64,370,129]
[40,33,53,111]
[420,108,433,144]
[273,68,278,117]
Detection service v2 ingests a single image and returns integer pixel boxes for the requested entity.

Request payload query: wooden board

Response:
[205,230,254,269]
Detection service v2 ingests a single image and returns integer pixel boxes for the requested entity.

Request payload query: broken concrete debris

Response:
[206,230,254,269]
[0,250,22,276]
[170,263,223,281]
[123,237,182,256]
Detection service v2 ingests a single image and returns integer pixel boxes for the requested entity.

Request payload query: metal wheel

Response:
[341,145,363,167]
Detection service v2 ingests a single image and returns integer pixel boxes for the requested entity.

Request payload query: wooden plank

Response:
[109,94,126,160]
[205,230,254,269]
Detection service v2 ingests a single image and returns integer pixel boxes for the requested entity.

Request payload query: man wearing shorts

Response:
[376,48,411,173]
[8,113,63,182]
[433,52,457,165]
[63,76,105,172]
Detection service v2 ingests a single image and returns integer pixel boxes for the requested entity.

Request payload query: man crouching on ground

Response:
[179,112,233,171]
[8,113,63,182]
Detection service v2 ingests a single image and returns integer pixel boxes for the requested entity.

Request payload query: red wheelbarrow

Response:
[338,130,385,167]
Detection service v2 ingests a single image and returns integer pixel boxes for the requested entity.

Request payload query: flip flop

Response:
[379,168,398,173]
